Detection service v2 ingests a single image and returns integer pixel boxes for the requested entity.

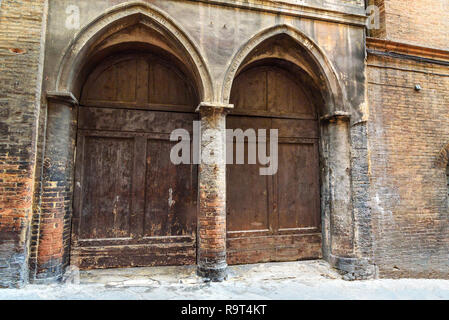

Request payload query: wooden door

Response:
[71,53,199,269]
[227,66,322,264]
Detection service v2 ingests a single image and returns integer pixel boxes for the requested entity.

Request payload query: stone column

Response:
[321,113,374,279]
[327,116,354,258]
[34,92,78,282]
[196,102,233,281]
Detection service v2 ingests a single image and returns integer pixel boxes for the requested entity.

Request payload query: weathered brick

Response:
[367,47,449,278]
[368,0,449,49]
[0,0,47,288]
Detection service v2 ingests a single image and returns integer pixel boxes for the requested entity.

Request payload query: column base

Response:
[197,265,228,282]
[328,254,378,280]
[31,262,65,284]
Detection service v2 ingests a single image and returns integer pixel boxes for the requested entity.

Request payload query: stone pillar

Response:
[327,116,354,258]
[34,92,78,283]
[322,113,375,279]
[196,102,233,282]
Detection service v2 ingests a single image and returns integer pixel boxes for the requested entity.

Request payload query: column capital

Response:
[196,102,234,113]
[320,111,351,122]
[46,91,79,107]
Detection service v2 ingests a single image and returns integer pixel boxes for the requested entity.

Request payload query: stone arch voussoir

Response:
[221,24,347,116]
[56,0,213,102]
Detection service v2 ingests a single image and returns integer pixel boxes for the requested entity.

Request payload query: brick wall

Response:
[367,53,449,278]
[0,0,47,288]
[369,0,449,49]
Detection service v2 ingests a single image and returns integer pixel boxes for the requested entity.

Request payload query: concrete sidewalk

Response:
[1,260,449,300]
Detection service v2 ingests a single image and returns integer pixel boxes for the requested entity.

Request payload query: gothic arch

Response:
[221,24,347,117]
[35,1,217,282]
[221,24,356,273]
[55,1,213,102]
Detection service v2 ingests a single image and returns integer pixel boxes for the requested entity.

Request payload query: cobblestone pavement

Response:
[1,260,449,300]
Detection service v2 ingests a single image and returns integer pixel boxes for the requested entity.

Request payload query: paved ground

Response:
[2,260,449,300]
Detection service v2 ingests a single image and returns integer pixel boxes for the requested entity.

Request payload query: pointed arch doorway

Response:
[70,51,200,269]
[226,58,323,265]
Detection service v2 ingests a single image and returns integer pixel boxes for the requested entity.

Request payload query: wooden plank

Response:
[78,107,197,133]
[131,137,147,238]
[277,142,320,230]
[227,233,322,265]
[226,116,271,233]
[73,242,196,270]
[143,139,197,238]
[78,135,134,240]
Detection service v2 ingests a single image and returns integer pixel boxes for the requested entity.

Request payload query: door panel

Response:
[72,108,198,269]
[143,139,197,238]
[227,65,322,265]
[226,151,271,232]
[226,116,271,233]
[277,142,320,230]
[79,136,134,240]
[72,51,199,269]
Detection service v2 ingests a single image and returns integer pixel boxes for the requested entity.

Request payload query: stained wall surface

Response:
[0,0,47,288]
[4,0,448,287]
